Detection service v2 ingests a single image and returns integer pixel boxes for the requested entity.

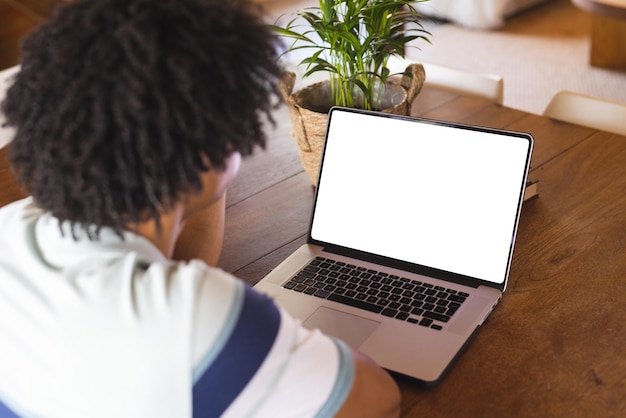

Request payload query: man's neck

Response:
[131,204,185,259]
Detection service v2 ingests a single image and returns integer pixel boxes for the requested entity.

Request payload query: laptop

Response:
[254,107,533,384]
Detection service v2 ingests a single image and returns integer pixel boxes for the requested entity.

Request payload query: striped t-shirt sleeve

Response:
[192,283,281,417]
[191,281,354,417]
[0,397,20,418]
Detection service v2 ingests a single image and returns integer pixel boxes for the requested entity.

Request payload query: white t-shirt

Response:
[0,198,354,418]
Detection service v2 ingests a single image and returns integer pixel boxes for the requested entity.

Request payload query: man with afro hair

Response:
[0,0,400,417]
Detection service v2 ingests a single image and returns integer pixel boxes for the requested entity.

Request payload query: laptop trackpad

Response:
[303,307,380,348]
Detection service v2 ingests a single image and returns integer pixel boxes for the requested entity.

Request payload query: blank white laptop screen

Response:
[310,109,532,285]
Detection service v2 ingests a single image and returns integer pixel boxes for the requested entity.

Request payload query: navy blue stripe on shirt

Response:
[192,285,281,418]
[0,400,20,418]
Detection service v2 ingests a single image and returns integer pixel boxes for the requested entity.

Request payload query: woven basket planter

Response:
[279,64,426,186]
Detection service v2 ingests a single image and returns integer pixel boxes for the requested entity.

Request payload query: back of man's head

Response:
[2,0,282,237]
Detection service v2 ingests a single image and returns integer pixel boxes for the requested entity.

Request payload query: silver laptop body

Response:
[255,107,533,384]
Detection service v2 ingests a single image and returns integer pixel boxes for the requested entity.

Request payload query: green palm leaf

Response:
[272,0,431,110]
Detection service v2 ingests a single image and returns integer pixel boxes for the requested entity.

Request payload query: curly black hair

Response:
[1,0,283,238]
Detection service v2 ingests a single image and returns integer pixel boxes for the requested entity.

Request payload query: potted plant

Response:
[271,0,431,185]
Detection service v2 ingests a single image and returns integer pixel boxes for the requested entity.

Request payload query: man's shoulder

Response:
[0,197,39,226]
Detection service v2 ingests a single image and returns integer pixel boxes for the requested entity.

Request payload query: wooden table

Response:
[1,0,64,19]
[1,86,625,416]
[572,0,626,68]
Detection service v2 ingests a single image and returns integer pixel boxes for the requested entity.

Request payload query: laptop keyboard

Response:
[282,256,468,331]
